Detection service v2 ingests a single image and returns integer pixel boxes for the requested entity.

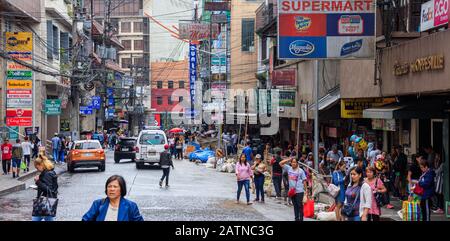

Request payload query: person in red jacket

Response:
[2,138,13,175]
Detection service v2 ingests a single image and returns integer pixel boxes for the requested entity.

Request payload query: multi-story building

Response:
[150,60,189,129]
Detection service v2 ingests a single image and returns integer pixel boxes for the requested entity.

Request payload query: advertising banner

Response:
[341,98,396,118]
[277,0,376,59]
[179,23,219,40]
[272,69,296,86]
[189,43,198,118]
[420,0,449,32]
[279,91,296,107]
[5,32,33,53]
[7,80,32,89]
[6,117,32,127]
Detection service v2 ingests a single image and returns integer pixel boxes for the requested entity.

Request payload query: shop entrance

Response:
[432,120,443,154]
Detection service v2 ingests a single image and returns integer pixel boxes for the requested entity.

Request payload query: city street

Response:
[0,151,294,221]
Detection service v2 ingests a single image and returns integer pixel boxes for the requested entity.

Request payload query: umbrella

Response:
[169,127,184,133]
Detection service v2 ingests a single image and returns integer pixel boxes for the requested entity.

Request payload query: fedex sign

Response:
[421,0,448,32]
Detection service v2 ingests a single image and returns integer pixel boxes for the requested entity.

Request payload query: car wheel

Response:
[136,163,141,169]
[114,157,120,163]
[67,163,74,173]
[99,163,105,172]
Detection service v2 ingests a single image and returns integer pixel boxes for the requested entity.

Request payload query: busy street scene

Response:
[0,0,450,223]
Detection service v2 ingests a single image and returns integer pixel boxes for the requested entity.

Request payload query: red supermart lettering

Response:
[281,0,373,12]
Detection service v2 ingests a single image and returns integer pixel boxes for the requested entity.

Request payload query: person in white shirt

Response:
[21,136,33,172]
[368,143,382,166]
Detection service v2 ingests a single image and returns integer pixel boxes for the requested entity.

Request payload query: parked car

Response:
[135,127,167,169]
[114,137,137,163]
[67,140,105,172]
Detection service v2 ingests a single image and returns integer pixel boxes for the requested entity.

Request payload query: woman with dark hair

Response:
[365,166,387,221]
[280,157,308,221]
[407,154,423,194]
[235,153,253,205]
[82,175,143,221]
[332,160,346,221]
[342,166,372,221]
[417,159,435,221]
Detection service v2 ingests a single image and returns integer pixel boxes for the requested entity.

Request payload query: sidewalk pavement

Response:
[0,165,38,197]
[380,197,448,221]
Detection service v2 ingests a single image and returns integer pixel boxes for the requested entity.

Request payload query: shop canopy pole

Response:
[314,60,320,171]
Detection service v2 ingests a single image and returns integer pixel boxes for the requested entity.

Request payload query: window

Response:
[121,22,131,33]
[122,40,131,50]
[133,22,143,32]
[139,133,166,145]
[134,57,144,66]
[168,96,173,105]
[53,25,59,59]
[156,96,163,105]
[157,81,162,89]
[134,40,144,51]
[178,81,185,89]
[168,81,173,89]
[121,58,131,69]
[179,96,183,102]
[60,32,70,63]
[74,142,102,150]
[241,19,255,52]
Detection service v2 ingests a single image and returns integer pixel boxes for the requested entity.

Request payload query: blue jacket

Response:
[82,197,144,221]
[332,170,345,203]
[418,169,435,200]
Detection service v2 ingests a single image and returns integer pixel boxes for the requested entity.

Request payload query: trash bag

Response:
[189,148,215,163]
[226,163,236,173]
[207,156,216,165]
[216,158,225,172]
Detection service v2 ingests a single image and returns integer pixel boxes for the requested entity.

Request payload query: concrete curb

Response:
[0,182,26,197]
[17,169,38,182]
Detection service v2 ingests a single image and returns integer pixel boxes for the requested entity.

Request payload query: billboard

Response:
[5,32,33,53]
[420,0,449,32]
[277,0,376,59]
[204,2,231,11]
[179,23,219,41]
[272,69,296,86]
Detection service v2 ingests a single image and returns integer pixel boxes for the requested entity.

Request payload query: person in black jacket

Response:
[32,152,58,221]
[159,144,174,188]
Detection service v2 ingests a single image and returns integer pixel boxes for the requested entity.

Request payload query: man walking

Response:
[242,142,254,165]
[1,138,13,175]
[21,136,33,172]
[270,149,283,199]
[326,144,343,171]
[11,139,23,178]
[51,133,61,163]
[159,144,174,188]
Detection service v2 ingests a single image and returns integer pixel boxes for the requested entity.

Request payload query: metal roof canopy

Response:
[363,98,446,119]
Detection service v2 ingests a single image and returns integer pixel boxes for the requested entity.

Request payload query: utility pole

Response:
[98,0,111,133]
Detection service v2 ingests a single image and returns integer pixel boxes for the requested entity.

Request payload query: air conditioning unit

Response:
[278,107,285,112]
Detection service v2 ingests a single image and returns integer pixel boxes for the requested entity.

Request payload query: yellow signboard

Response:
[5,32,33,52]
[341,98,396,119]
[7,80,32,89]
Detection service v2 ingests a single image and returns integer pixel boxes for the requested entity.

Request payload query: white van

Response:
[135,128,168,169]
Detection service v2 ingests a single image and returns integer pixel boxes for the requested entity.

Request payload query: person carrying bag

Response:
[32,153,58,221]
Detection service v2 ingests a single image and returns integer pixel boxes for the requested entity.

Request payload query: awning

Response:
[363,98,446,119]
[308,88,340,111]
[363,105,406,119]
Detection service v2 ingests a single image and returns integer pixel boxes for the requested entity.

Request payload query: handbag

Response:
[288,187,296,198]
[374,178,389,207]
[342,186,360,217]
[413,172,426,196]
[32,187,58,217]
[328,172,341,197]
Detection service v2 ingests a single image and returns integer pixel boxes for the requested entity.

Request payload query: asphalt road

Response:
[0,150,289,221]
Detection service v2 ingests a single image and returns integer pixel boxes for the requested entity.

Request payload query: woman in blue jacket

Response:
[82,175,143,221]
[332,160,346,221]
[418,159,435,221]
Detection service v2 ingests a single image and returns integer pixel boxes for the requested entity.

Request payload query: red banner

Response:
[6,109,33,117]
[272,69,297,86]
[6,117,32,127]
[154,114,161,126]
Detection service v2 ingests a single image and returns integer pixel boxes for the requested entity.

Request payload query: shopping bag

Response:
[402,200,421,221]
[327,183,340,198]
[20,161,27,171]
[304,199,315,218]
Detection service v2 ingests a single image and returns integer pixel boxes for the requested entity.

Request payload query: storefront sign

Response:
[6,117,32,127]
[341,98,396,118]
[7,80,32,89]
[7,61,29,70]
[212,14,228,23]
[420,0,449,32]
[7,98,33,108]
[272,69,296,86]
[80,106,93,115]
[179,23,219,41]
[189,43,197,118]
[277,0,376,59]
[279,91,296,107]
[204,2,231,11]
[372,119,396,131]
[6,109,32,117]
[7,70,32,79]
[393,54,445,76]
[44,99,61,115]
[60,119,70,132]
[7,90,32,99]
[5,32,33,53]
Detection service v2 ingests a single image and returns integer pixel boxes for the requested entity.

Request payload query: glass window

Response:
[121,58,131,68]
[139,133,166,145]
[74,142,102,150]
[156,96,163,105]
[134,40,144,50]
[157,81,162,89]
[122,40,131,50]
[133,22,143,32]
[168,96,173,105]
[179,96,183,102]
[121,22,131,33]
[241,19,255,52]
[178,81,185,89]
[168,81,173,89]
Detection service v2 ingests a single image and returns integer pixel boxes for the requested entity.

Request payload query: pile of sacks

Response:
[216,157,236,173]
[188,147,215,163]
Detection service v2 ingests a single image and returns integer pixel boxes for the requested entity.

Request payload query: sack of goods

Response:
[327,183,340,198]
[226,163,236,173]
[316,211,337,221]
[207,156,216,165]
[402,200,421,221]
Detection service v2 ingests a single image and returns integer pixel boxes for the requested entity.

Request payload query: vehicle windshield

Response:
[74,142,102,150]
[139,133,166,145]
[120,139,136,146]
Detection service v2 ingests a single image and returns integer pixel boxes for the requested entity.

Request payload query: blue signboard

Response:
[80,106,93,115]
[189,43,197,118]
[91,96,101,110]
[107,88,114,106]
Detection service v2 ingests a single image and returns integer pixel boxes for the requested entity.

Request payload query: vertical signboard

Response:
[277,0,376,59]
[5,32,33,126]
[189,43,198,118]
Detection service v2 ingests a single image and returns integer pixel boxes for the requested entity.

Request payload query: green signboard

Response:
[212,57,226,66]
[7,70,33,79]
[9,127,19,140]
[279,91,296,107]
[45,99,61,115]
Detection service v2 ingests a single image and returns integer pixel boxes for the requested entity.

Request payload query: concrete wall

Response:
[340,60,379,98]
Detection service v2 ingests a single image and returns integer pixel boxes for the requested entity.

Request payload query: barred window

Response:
[241,19,255,52]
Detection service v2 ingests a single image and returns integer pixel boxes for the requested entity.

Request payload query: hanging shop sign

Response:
[279,91,296,107]
[277,0,376,59]
[341,98,396,118]
[179,23,219,41]
[204,1,231,11]
[212,14,228,23]
[372,119,396,131]
[189,43,198,118]
[44,99,61,115]
[393,54,445,76]
[420,0,449,32]
[5,32,33,53]
[60,119,70,132]
[272,69,296,86]
[7,98,33,108]
[24,127,39,136]
[7,80,32,89]
[6,117,32,127]
[6,109,32,117]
